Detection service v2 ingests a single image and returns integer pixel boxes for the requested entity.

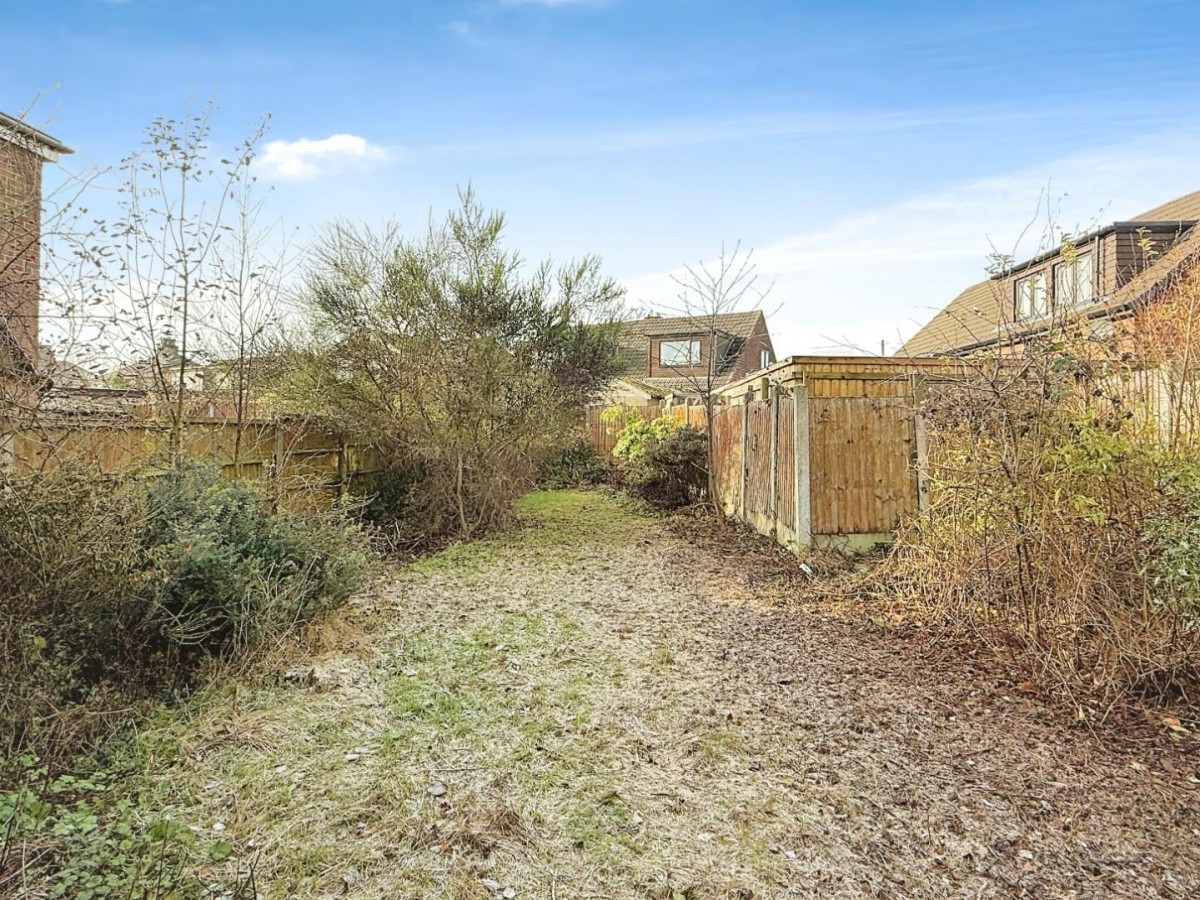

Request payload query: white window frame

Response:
[1053,250,1094,310]
[1015,270,1048,321]
[659,339,700,367]
[760,349,771,369]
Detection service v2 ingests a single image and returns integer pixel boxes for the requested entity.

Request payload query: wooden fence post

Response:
[272,422,284,479]
[912,376,930,514]
[793,383,811,549]
[740,392,750,521]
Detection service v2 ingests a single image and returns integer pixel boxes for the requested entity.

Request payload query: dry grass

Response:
[117,489,1200,898]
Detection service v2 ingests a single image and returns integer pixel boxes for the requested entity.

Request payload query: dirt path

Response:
[144,490,1200,899]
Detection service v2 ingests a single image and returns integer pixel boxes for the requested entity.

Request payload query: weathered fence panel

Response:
[706,357,964,554]
[711,406,742,511]
[585,403,663,460]
[5,417,381,507]
[809,396,916,536]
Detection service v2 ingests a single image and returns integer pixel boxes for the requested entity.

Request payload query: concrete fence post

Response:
[912,376,930,514]
[740,391,750,522]
[793,383,811,549]
[768,383,779,531]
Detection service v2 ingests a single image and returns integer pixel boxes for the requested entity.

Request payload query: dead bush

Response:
[887,291,1200,714]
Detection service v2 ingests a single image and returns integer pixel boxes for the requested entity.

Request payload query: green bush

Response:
[0,464,371,767]
[0,755,251,899]
[144,466,370,654]
[540,441,611,490]
[610,412,707,508]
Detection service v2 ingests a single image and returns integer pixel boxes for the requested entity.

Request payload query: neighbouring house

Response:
[901,189,1200,357]
[112,337,208,393]
[601,310,776,405]
[0,110,72,387]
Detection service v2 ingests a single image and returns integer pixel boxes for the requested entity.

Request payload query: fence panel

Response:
[744,400,773,519]
[711,406,742,513]
[5,418,376,507]
[809,396,916,535]
[585,403,663,460]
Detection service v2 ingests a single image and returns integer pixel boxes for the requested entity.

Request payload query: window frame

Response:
[659,338,701,367]
[1014,270,1048,321]
[1053,249,1094,310]
[759,348,771,369]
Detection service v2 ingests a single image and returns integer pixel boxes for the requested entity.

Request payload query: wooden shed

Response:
[712,356,967,553]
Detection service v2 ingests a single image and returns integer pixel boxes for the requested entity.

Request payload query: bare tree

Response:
[102,102,269,464]
[662,242,773,520]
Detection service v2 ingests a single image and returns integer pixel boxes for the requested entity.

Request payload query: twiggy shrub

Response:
[890,332,1200,713]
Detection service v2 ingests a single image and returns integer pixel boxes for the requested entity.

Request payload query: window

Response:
[1015,270,1048,320]
[760,349,771,369]
[1054,250,1094,309]
[659,339,700,367]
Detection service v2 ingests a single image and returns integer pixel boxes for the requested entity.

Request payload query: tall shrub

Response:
[284,190,624,540]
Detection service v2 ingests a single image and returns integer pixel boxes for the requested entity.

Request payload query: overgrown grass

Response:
[4,490,796,898]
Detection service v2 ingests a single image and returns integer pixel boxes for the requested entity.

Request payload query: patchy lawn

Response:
[127,490,1199,898]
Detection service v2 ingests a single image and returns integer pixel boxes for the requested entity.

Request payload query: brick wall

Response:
[0,137,43,370]
[728,316,775,379]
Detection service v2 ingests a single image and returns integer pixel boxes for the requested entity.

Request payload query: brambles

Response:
[888,267,1200,714]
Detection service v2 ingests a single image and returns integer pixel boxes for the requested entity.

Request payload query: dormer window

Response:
[1053,250,1094,309]
[1015,271,1047,321]
[660,339,700,366]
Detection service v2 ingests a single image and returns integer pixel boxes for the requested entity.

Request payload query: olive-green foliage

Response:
[145,466,370,654]
[893,380,1200,709]
[285,189,625,542]
[0,465,370,766]
[540,441,611,490]
[609,410,707,509]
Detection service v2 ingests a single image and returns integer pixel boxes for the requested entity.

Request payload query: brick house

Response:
[602,310,775,404]
[1,111,72,380]
[901,190,1200,357]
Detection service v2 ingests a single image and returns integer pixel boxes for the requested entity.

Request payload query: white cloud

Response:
[257,134,388,181]
[622,126,1200,356]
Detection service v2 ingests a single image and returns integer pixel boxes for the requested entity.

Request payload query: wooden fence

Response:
[585,402,706,460]
[1,416,382,506]
[590,358,968,553]
[707,358,986,552]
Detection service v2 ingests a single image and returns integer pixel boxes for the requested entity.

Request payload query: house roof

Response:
[901,190,1200,357]
[613,310,766,376]
[0,111,73,161]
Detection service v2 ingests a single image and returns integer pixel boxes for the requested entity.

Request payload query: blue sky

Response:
[6,0,1200,353]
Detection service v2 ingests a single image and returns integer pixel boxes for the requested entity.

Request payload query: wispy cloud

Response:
[623,127,1200,354]
[257,134,388,181]
[444,20,487,45]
